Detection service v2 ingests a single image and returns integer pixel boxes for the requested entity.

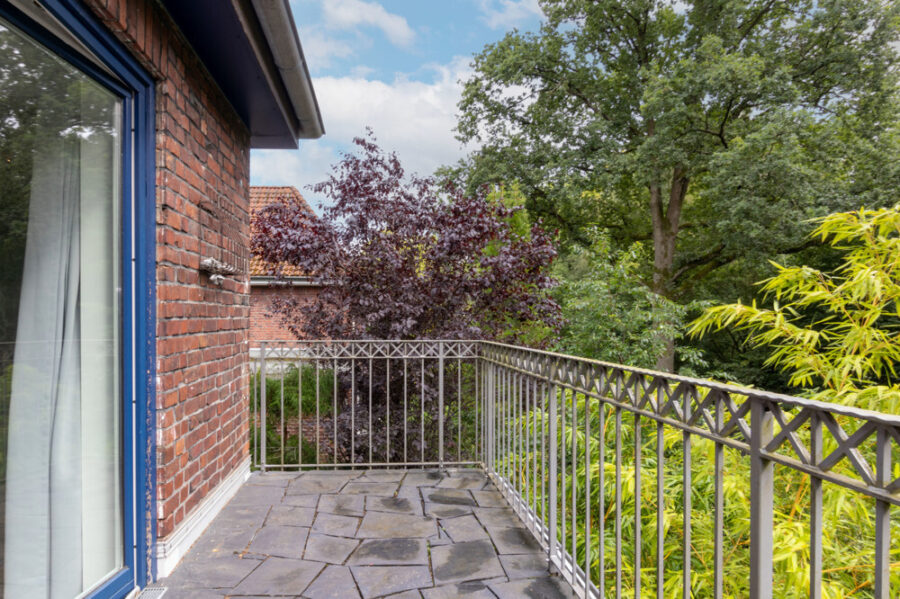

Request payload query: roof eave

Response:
[249,0,325,141]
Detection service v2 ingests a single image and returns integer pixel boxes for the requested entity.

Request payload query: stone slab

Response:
[366,495,422,516]
[283,494,321,508]
[424,503,473,519]
[248,525,310,558]
[159,590,227,599]
[318,494,365,517]
[231,557,323,596]
[400,470,445,487]
[500,553,550,579]
[350,565,432,598]
[229,485,285,506]
[302,471,361,481]
[246,472,298,486]
[356,512,437,539]
[182,525,257,560]
[302,564,361,599]
[473,507,521,528]
[304,533,360,564]
[471,490,505,508]
[267,505,316,527]
[358,469,406,482]
[427,529,454,547]
[489,577,577,599]
[162,555,260,589]
[312,512,361,537]
[435,473,487,489]
[421,581,496,598]
[487,527,543,554]
[214,505,270,529]
[430,539,505,585]
[422,488,475,506]
[348,538,429,566]
[288,477,348,495]
[341,481,399,496]
[439,514,489,543]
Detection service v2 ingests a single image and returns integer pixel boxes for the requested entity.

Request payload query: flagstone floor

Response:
[158,468,576,598]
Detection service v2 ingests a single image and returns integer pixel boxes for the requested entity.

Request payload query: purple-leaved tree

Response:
[251,132,561,462]
[252,132,561,343]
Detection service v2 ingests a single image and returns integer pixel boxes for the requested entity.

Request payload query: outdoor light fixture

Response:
[199,257,237,285]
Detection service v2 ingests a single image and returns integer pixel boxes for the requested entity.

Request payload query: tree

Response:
[553,229,701,369]
[456,0,900,370]
[252,132,561,343]
[690,204,900,411]
[251,132,562,461]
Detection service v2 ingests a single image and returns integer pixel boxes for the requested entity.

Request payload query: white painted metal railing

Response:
[250,340,900,599]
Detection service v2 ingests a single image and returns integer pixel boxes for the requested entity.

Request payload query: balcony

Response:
[160,341,900,598]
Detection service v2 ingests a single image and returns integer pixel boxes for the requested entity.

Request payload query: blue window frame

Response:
[0,0,156,596]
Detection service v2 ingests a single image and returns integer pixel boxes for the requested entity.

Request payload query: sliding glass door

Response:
[0,12,124,598]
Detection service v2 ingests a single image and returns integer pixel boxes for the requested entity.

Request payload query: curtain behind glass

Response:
[0,16,123,599]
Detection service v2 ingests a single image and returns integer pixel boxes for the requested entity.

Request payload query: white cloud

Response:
[349,65,375,78]
[478,0,544,29]
[251,57,477,211]
[322,0,416,47]
[299,29,354,72]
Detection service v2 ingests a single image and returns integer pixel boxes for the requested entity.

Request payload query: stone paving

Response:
[159,469,576,598]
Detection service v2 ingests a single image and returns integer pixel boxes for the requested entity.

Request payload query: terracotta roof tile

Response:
[250,186,315,278]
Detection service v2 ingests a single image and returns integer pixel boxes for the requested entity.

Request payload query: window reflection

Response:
[0,15,123,599]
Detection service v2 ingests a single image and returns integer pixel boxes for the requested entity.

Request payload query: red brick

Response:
[83,0,252,542]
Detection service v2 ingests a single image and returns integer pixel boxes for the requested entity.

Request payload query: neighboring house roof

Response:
[160,0,324,148]
[250,186,316,280]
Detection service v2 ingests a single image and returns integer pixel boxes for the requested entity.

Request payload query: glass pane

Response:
[0,14,124,599]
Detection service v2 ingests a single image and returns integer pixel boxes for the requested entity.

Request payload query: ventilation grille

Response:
[136,587,167,599]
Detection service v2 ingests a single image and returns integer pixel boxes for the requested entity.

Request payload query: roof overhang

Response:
[159,0,324,148]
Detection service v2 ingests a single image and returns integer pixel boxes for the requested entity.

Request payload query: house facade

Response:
[249,185,323,344]
[0,0,322,597]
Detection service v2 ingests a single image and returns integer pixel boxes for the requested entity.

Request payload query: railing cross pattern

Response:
[819,416,877,486]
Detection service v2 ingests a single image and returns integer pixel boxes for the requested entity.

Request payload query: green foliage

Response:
[456,0,900,370]
[690,205,900,410]
[256,364,335,418]
[250,364,335,466]
[505,390,900,598]
[553,231,698,369]
[457,0,900,267]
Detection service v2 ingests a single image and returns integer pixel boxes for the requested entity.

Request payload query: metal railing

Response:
[250,340,900,599]
[250,340,481,469]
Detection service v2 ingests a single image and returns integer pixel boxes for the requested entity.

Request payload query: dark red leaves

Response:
[251,131,561,345]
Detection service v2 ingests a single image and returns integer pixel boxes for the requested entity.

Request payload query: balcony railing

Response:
[250,340,900,599]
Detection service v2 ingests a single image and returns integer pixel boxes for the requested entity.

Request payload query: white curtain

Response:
[3,79,122,598]
[5,135,83,598]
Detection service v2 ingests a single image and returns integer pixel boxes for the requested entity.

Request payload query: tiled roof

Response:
[250,186,315,278]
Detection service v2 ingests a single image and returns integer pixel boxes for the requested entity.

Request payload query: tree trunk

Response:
[650,167,688,372]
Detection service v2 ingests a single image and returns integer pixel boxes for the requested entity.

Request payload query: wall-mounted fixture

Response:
[200,257,237,285]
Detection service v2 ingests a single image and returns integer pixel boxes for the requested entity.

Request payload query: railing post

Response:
[259,341,267,472]
[749,398,774,599]
[874,426,892,599]
[486,360,494,471]
[438,342,445,469]
[548,382,558,563]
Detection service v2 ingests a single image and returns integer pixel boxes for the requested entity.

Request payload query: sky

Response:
[249,0,545,212]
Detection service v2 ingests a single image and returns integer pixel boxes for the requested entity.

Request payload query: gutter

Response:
[250,0,325,139]
[250,276,323,287]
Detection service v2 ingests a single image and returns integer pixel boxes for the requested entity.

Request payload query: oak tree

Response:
[456,0,900,370]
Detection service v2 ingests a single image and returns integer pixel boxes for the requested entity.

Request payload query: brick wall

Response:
[85,0,252,540]
[250,284,322,343]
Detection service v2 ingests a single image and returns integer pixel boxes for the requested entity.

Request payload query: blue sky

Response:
[250,0,544,211]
